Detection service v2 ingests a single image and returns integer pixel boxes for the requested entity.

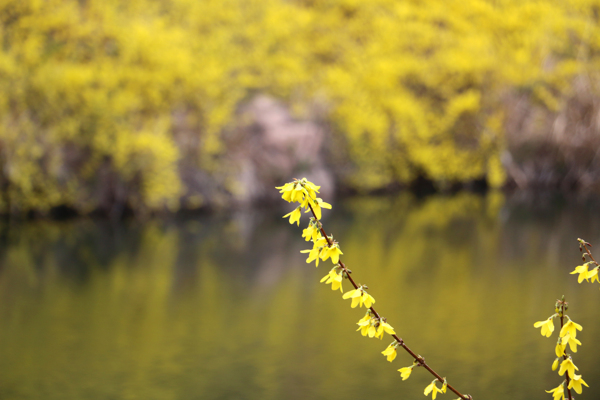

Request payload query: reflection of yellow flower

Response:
[568,374,589,394]
[560,319,582,339]
[398,366,414,380]
[570,264,591,283]
[424,380,443,399]
[534,317,555,337]
[546,384,564,400]
[381,342,397,362]
[558,358,578,377]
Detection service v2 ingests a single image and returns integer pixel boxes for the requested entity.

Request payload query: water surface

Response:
[1,193,599,400]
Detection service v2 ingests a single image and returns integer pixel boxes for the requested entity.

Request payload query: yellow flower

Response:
[398,366,414,380]
[300,237,328,266]
[283,206,302,226]
[343,288,364,308]
[546,384,565,400]
[361,291,376,308]
[320,268,343,292]
[311,197,332,220]
[375,321,396,339]
[555,339,566,357]
[587,267,599,283]
[570,264,591,283]
[558,358,579,377]
[356,313,373,336]
[381,342,398,362]
[424,380,443,399]
[559,319,582,339]
[552,358,559,371]
[276,182,295,202]
[321,243,343,264]
[441,380,447,394]
[301,178,320,199]
[302,220,321,242]
[561,333,581,353]
[291,183,306,203]
[568,374,589,394]
[343,287,375,308]
[534,317,555,337]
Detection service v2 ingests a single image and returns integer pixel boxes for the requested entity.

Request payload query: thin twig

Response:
[307,202,470,400]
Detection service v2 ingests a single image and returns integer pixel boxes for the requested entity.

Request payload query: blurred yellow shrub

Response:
[0,0,598,214]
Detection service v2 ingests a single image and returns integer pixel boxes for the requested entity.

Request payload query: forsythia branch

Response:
[277,178,472,400]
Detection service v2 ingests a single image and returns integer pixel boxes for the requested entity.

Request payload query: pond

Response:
[0,192,599,400]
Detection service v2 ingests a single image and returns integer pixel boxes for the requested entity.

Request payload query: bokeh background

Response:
[1,1,600,399]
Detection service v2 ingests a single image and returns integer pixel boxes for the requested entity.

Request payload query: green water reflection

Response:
[1,193,600,400]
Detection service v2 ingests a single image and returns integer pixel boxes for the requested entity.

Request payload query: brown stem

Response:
[582,243,598,266]
[307,203,470,400]
[560,304,573,400]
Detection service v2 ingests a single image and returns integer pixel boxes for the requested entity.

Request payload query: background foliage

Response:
[1,0,599,214]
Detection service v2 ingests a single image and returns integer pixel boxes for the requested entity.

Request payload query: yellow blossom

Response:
[555,340,566,357]
[311,197,332,220]
[570,264,591,283]
[301,246,322,267]
[558,358,578,377]
[546,384,565,400]
[559,319,582,339]
[381,342,398,362]
[398,366,414,381]
[375,321,396,339]
[587,267,599,283]
[291,183,305,203]
[552,358,559,371]
[301,178,320,199]
[424,380,443,399]
[321,244,343,264]
[356,313,373,336]
[441,380,447,393]
[362,291,376,308]
[568,374,589,394]
[534,317,555,337]
[561,333,581,353]
[302,221,321,242]
[320,268,343,292]
[276,182,295,202]
[283,206,302,226]
[343,287,375,309]
[343,288,364,308]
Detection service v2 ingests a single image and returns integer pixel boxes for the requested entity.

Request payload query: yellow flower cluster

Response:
[534,303,588,399]
[356,312,396,340]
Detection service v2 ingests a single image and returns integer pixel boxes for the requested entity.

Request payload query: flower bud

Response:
[552,358,559,371]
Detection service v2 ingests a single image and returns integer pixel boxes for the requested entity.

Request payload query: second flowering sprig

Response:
[534,296,588,400]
